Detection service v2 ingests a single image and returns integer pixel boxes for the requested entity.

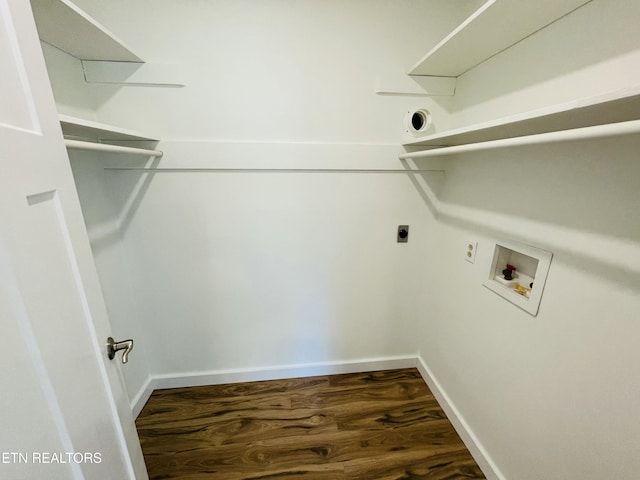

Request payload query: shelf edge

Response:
[400,119,640,159]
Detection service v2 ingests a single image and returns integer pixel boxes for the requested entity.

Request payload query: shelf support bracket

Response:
[375,72,456,97]
[81,61,185,88]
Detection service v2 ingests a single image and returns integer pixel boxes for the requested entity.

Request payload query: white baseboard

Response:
[131,355,417,417]
[415,356,505,480]
[130,375,154,418]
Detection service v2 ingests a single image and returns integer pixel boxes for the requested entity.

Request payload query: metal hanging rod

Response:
[65,139,164,157]
[399,119,640,160]
[103,167,444,173]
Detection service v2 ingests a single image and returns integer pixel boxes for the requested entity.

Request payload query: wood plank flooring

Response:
[136,368,485,479]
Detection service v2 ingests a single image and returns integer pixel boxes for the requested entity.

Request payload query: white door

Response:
[0,1,147,478]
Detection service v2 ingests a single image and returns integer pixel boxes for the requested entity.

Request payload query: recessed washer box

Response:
[483,239,553,316]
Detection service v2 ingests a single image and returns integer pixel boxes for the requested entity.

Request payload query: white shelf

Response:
[59,114,158,142]
[30,0,142,61]
[402,86,640,148]
[409,0,590,77]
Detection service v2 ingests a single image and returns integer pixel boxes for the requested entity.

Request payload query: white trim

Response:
[415,356,505,480]
[130,376,154,419]
[131,355,417,417]
[152,356,418,390]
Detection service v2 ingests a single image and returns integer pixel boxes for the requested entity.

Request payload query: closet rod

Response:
[64,139,164,157]
[399,119,640,160]
[102,167,444,174]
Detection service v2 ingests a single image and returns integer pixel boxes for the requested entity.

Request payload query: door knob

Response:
[106,337,134,364]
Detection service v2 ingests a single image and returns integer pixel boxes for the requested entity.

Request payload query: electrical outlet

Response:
[397,225,409,243]
[465,240,478,263]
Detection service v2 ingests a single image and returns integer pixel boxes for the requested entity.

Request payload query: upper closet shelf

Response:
[60,114,158,142]
[409,0,590,77]
[403,86,640,148]
[30,0,142,61]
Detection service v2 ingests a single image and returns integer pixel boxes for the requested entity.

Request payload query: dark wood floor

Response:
[136,368,485,479]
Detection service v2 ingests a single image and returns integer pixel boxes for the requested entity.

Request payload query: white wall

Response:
[415,139,640,480]
[413,1,640,479]
[44,0,460,401]
[108,142,438,375]
[69,0,477,140]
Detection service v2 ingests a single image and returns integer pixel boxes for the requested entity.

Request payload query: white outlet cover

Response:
[465,240,478,263]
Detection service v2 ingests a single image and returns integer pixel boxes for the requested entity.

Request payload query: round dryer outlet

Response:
[405,108,432,137]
